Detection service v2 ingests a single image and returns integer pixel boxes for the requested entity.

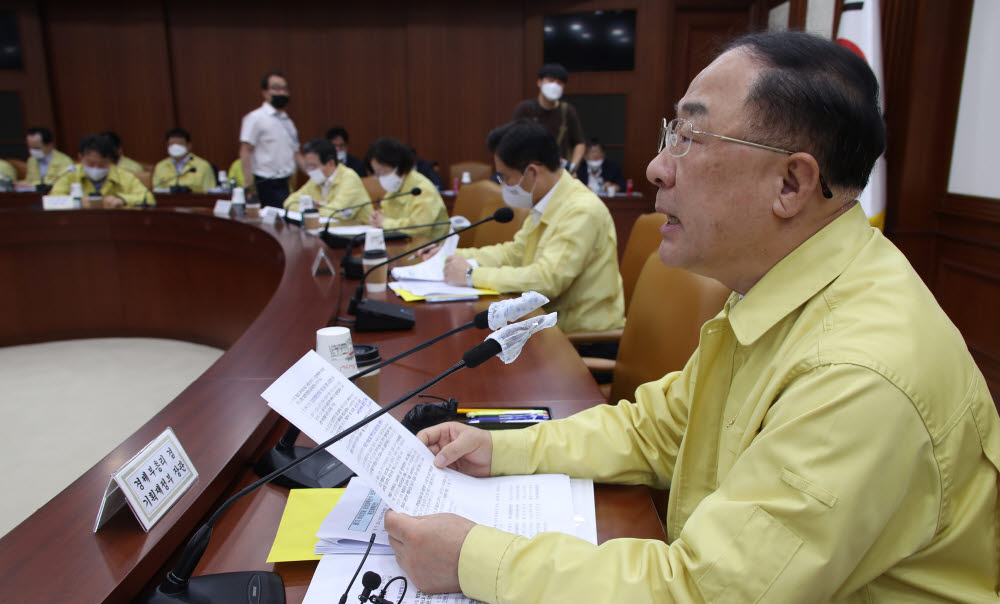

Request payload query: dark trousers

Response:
[253,176,291,208]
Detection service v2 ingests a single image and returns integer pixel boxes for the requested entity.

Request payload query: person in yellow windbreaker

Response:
[151,127,216,193]
[282,138,370,223]
[383,31,1000,604]
[227,158,244,188]
[0,159,15,182]
[365,137,448,240]
[23,127,73,187]
[442,120,625,335]
[51,133,154,207]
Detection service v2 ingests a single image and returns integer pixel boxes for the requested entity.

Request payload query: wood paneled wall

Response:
[881,0,1000,399]
[8,0,764,194]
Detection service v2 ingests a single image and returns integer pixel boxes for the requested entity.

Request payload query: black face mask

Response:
[270,94,290,109]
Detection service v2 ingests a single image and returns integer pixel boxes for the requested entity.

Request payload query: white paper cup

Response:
[316,326,359,376]
[231,187,246,205]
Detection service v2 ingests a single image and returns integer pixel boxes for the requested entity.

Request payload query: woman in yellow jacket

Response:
[283,139,371,223]
[51,133,155,207]
[365,137,448,239]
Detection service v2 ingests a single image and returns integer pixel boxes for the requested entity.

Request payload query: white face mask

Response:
[308,167,327,185]
[336,150,347,162]
[29,148,46,160]
[500,171,535,209]
[540,81,563,102]
[168,143,188,159]
[586,159,603,170]
[84,166,109,182]
[378,171,403,193]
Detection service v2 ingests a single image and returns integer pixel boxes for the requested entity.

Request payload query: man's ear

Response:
[773,152,822,219]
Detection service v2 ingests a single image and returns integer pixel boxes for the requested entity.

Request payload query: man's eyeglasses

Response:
[658,117,833,198]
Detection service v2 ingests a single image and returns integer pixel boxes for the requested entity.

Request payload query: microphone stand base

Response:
[352,298,416,331]
[253,445,354,489]
[137,571,284,603]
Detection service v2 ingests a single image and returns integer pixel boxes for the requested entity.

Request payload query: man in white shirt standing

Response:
[239,71,302,207]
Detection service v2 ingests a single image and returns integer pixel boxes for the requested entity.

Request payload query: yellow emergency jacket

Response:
[283,165,371,223]
[51,164,155,207]
[25,149,73,185]
[152,153,216,192]
[456,170,625,333]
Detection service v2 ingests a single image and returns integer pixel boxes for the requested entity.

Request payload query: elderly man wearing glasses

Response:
[385,31,1000,603]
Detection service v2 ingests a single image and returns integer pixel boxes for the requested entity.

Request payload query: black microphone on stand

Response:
[169,166,197,194]
[347,207,515,331]
[338,217,457,279]
[318,188,422,244]
[137,337,508,604]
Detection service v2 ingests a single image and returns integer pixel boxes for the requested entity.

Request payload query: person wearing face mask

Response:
[365,137,449,239]
[283,138,370,223]
[443,120,624,334]
[325,126,367,177]
[238,71,302,207]
[575,138,625,194]
[22,127,73,189]
[512,63,586,177]
[51,133,155,207]
[152,127,216,193]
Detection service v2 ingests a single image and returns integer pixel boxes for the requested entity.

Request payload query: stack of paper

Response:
[260,352,596,603]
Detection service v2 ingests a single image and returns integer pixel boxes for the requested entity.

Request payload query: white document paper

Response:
[389,229,462,282]
[261,352,574,531]
[303,553,480,604]
[316,476,596,555]
[326,224,377,236]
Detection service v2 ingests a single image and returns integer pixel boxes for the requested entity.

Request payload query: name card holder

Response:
[94,427,198,532]
[312,247,335,276]
[260,205,280,224]
[213,200,232,216]
[41,195,77,210]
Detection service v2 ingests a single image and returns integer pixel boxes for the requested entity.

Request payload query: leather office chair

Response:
[567,212,668,348]
[583,251,732,404]
[133,170,152,189]
[361,175,386,201]
[451,180,527,247]
[5,158,27,179]
[449,160,492,185]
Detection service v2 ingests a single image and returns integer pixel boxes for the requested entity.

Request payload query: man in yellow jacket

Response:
[52,133,155,207]
[23,127,73,187]
[384,32,1000,603]
[283,138,370,222]
[442,120,625,334]
[152,127,216,192]
[366,137,449,239]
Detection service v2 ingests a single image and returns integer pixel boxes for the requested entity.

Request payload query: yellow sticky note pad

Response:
[266,488,344,563]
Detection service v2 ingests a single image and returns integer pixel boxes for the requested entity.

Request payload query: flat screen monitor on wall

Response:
[543,10,636,72]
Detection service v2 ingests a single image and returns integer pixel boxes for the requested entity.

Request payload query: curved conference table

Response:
[0,204,665,603]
